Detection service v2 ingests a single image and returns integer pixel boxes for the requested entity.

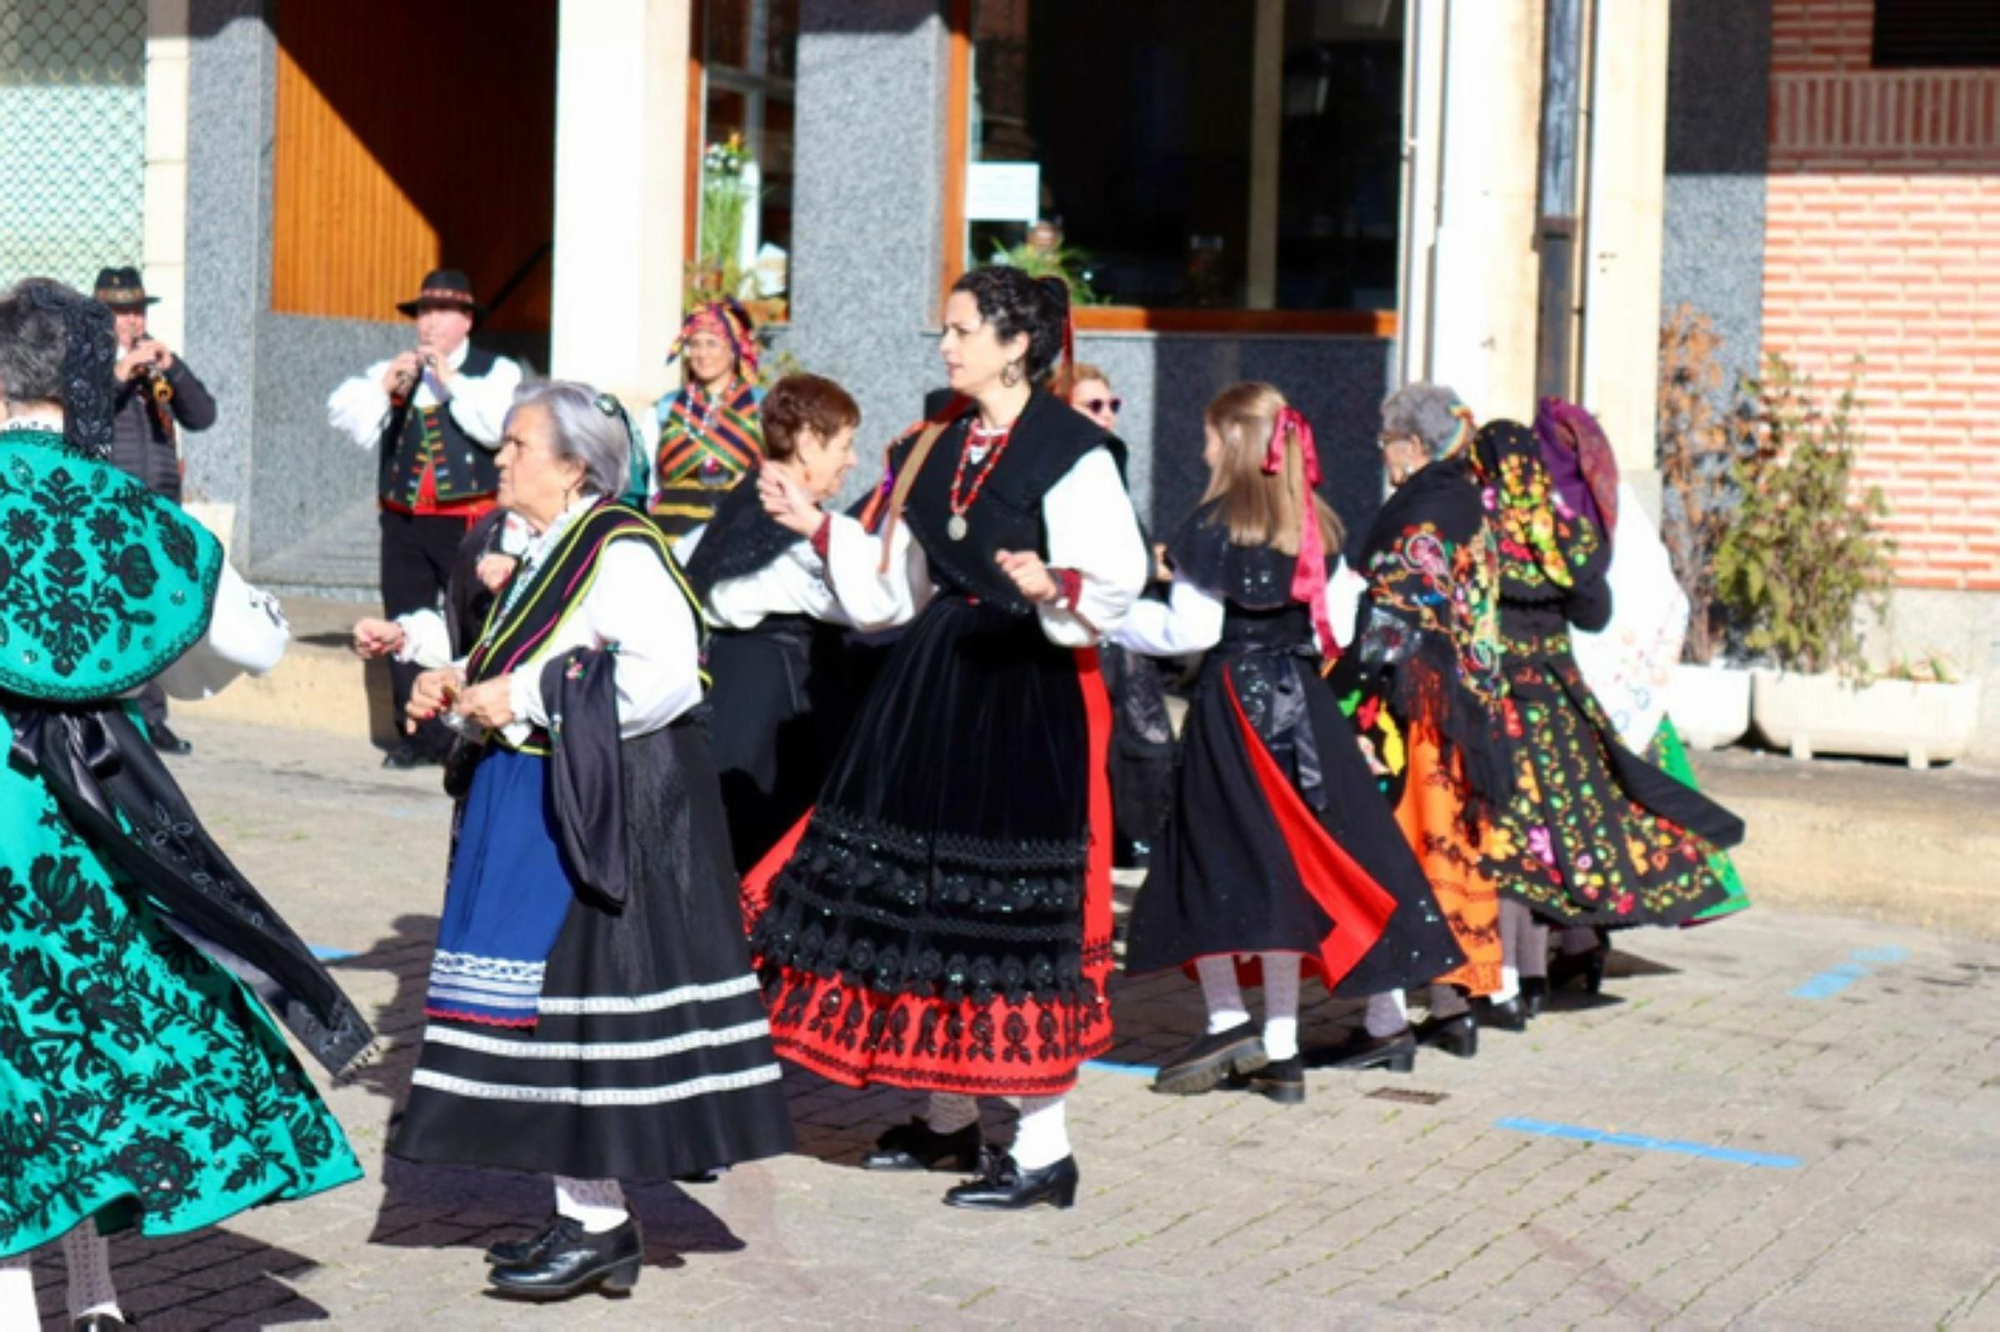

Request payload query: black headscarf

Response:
[12,278,118,461]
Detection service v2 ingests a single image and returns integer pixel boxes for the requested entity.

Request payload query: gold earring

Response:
[1001,360,1024,388]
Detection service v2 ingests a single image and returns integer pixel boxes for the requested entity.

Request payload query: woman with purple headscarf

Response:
[1471,411,1746,1012]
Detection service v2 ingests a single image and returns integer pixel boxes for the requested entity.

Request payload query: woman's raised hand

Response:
[759,465,824,538]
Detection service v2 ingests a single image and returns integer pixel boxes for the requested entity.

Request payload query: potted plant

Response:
[1714,357,1972,766]
[1657,306,1755,748]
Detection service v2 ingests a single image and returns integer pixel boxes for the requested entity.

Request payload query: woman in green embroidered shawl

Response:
[0,281,368,1329]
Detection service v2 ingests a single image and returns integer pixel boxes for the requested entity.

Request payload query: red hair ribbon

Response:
[1265,405,1335,655]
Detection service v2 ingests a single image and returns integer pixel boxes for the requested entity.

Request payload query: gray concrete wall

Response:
[1659,0,1771,401]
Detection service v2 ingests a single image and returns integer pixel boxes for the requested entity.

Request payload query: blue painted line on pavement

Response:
[1083,1060,1160,1078]
[1495,1117,1800,1169]
[1792,945,1912,999]
[310,944,356,961]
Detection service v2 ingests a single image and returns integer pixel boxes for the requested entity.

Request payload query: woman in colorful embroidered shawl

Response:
[1116,384,1463,1104]
[642,299,766,539]
[390,383,792,1303]
[1472,416,1743,1000]
[1324,383,1511,1071]
[0,281,368,1329]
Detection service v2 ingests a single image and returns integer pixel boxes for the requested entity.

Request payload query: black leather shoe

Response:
[942,1149,1079,1211]
[1520,976,1549,1019]
[381,742,427,770]
[150,724,192,756]
[1318,1027,1417,1072]
[1473,995,1530,1031]
[1245,1054,1305,1104]
[71,1316,129,1330]
[484,1213,564,1266]
[1152,1025,1268,1095]
[487,1216,642,1301]
[1550,938,1610,994]
[861,1118,982,1172]
[1415,1011,1479,1058]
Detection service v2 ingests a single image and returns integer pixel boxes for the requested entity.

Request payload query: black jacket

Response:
[110,358,216,501]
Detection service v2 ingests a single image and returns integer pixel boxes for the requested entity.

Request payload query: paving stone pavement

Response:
[24,718,2000,1330]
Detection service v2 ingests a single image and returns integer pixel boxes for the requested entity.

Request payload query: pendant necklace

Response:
[948,418,1016,541]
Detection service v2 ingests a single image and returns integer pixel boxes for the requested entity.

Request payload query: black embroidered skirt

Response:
[745,593,1115,1097]
[1484,631,1744,927]
[1126,629,1464,997]
[391,722,796,1181]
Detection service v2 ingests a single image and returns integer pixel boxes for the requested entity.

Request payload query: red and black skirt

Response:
[744,593,1114,1097]
[1125,606,1464,995]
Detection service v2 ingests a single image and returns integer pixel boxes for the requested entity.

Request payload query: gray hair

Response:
[0,281,71,405]
[507,380,631,498]
[1380,382,1471,459]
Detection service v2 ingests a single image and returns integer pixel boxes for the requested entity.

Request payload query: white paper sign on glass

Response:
[966,162,1041,223]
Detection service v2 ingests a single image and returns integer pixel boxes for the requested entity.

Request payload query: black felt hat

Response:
[92,266,157,308]
[396,268,485,319]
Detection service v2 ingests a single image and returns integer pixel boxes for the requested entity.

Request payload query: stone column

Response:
[1580,0,1672,490]
[549,0,691,407]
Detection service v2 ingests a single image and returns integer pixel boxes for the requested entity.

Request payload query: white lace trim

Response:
[431,950,547,985]
[410,1061,783,1106]
[421,1018,771,1062]
[536,973,760,1015]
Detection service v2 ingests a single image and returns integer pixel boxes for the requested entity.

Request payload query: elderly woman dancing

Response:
[389,382,794,1303]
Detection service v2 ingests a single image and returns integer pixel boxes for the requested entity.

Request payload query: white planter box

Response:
[1751,669,1983,768]
[1666,662,1753,750]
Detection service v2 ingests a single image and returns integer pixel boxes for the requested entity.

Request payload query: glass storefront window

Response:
[957,0,1404,318]
[693,0,797,321]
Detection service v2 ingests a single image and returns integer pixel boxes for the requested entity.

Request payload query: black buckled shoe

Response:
[1550,938,1610,995]
[942,1149,1079,1211]
[1520,976,1549,1019]
[1473,995,1530,1031]
[71,1316,130,1330]
[487,1216,642,1301]
[484,1213,564,1266]
[150,724,192,756]
[861,1117,983,1172]
[1152,1025,1269,1095]
[1245,1054,1305,1104]
[1415,1011,1479,1058]
[1318,1026,1417,1072]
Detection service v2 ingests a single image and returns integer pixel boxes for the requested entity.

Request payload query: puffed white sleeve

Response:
[1324,558,1369,652]
[506,541,704,739]
[1113,575,1226,656]
[1038,447,1148,647]
[820,512,933,629]
[707,543,850,630]
[444,355,522,446]
[392,608,454,668]
[326,361,393,448]
[157,564,291,700]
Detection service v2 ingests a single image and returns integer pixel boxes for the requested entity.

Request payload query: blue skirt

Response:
[427,747,577,1027]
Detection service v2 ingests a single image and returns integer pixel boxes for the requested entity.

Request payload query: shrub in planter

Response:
[1657,305,1756,667]
[1714,355,1893,678]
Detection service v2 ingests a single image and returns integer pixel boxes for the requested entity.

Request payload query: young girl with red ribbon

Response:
[1114,383,1464,1103]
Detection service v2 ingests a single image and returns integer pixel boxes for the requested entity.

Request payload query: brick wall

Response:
[1762,0,2000,592]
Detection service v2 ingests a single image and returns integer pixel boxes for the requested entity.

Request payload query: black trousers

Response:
[380,508,475,758]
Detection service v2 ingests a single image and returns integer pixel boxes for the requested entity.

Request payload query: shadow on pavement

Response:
[32,1228,333,1330]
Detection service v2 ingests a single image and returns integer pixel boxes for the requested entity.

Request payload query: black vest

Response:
[377,343,503,507]
[889,389,1107,615]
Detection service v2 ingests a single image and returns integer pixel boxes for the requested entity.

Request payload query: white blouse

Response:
[325,340,523,449]
[821,446,1147,647]
[459,497,705,746]
[157,563,292,699]
[1114,560,1369,659]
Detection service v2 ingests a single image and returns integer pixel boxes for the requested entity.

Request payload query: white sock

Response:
[553,1176,629,1233]
[1012,1095,1070,1170]
[1259,953,1301,1060]
[1428,982,1470,1019]
[926,1091,980,1136]
[1492,965,1521,1003]
[62,1224,121,1325]
[1195,955,1251,1033]
[1364,989,1410,1038]
[0,1253,35,1328]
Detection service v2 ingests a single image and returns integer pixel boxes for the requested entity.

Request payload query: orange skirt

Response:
[1393,720,1503,996]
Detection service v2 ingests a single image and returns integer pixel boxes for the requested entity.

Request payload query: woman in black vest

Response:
[750,267,1147,1211]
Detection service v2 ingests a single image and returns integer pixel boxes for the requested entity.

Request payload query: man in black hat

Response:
[99,265,218,755]
[327,267,523,768]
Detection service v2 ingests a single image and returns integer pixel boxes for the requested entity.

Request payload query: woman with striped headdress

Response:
[644,299,766,540]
